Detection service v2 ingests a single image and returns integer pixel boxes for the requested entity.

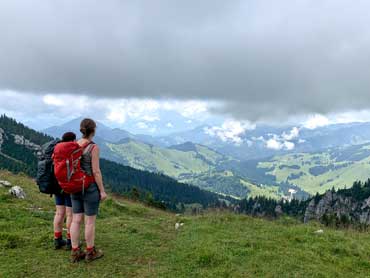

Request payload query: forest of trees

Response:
[0,114,53,145]
[238,196,308,219]
[336,179,370,201]
[0,115,225,211]
[100,158,222,210]
[240,180,370,228]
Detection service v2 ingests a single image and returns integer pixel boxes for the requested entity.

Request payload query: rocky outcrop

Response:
[304,190,370,225]
[12,134,43,157]
[9,186,26,199]
[0,128,4,150]
[13,134,42,151]
[1,129,42,156]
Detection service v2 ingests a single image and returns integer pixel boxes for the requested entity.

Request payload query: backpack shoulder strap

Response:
[82,142,96,155]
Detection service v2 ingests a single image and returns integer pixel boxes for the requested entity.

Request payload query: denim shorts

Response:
[71,183,100,216]
[54,193,72,207]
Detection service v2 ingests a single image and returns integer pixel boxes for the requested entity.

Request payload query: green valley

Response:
[103,139,282,199]
[257,143,370,195]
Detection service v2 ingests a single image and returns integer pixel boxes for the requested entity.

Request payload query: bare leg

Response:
[66,207,73,236]
[70,213,84,248]
[84,215,97,248]
[53,205,66,236]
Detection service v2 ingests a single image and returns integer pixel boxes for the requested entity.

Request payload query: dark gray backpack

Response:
[36,139,62,194]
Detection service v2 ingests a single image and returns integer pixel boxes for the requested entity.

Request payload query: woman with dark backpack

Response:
[69,118,107,263]
[53,132,76,250]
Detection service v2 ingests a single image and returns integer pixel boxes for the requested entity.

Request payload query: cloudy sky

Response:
[2,1,370,135]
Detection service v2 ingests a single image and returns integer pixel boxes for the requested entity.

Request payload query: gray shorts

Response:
[71,183,100,216]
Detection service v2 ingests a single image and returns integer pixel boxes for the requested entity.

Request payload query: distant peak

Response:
[117,137,135,144]
[169,141,198,152]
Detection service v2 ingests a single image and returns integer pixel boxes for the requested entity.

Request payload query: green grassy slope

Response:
[180,170,281,199]
[104,140,280,199]
[105,140,230,178]
[3,171,370,277]
[258,144,370,195]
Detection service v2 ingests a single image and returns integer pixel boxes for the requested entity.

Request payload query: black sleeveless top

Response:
[81,143,95,176]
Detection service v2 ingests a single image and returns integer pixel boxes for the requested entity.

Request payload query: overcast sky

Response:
[1,1,370,129]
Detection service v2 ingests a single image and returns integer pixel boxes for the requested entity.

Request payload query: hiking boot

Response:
[65,239,72,251]
[54,237,67,250]
[70,248,86,263]
[85,247,104,263]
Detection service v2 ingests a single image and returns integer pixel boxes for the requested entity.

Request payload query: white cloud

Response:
[162,100,221,121]
[204,119,255,145]
[283,141,295,150]
[262,129,298,151]
[1,91,220,132]
[246,140,253,147]
[166,122,174,128]
[303,114,330,129]
[266,138,282,150]
[265,138,295,151]
[325,110,370,125]
[282,127,300,141]
[136,122,157,133]
[141,115,160,122]
[7,90,370,138]
[106,110,126,124]
[299,111,370,130]
[252,136,265,142]
[180,101,208,118]
[42,95,64,106]
[137,122,149,129]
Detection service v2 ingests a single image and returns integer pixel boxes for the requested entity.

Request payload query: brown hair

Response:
[80,118,96,138]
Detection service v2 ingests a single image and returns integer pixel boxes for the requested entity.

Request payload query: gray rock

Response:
[0,180,12,187]
[304,198,317,223]
[13,134,41,151]
[0,127,4,149]
[304,189,370,226]
[361,197,370,210]
[9,186,26,199]
[275,205,283,216]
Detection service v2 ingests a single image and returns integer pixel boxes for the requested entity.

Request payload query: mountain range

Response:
[42,117,370,199]
[44,118,370,159]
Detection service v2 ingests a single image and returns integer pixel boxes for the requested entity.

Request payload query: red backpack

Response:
[52,141,95,194]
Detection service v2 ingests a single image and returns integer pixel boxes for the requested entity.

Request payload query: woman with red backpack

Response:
[68,118,108,263]
[53,132,76,251]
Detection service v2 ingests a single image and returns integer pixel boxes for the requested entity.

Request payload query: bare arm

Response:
[91,145,107,200]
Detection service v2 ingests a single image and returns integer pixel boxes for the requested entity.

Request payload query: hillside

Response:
[105,140,226,178]
[251,143,370,195]
[3,172,370,277]
[98,139,283,199]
